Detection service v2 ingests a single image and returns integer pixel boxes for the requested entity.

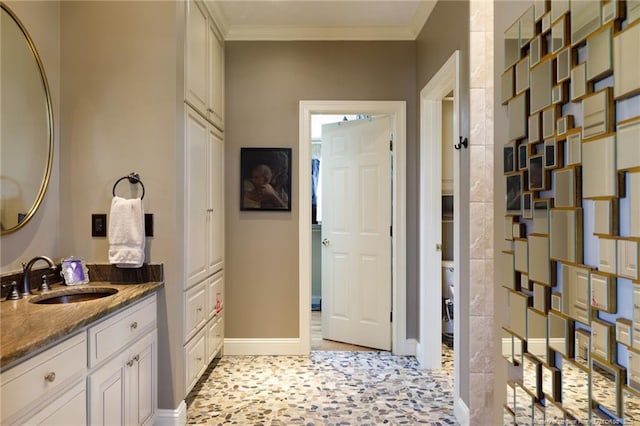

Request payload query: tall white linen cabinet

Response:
[182,0,225,396]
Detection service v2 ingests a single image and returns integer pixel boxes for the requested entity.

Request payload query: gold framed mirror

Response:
[0,3,54,235]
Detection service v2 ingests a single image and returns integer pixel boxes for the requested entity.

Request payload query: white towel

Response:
[108,196,145,268]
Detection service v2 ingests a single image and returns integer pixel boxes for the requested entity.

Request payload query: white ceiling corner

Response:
[206,0,438,41]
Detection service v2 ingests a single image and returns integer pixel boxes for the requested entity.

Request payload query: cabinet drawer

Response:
[21,381,86,426]
[88,295,157,367]
[206,315,224,362]
[184,329,207,395]
[185,282,207,341]
[207,271,224,319]
[1,332,86,423]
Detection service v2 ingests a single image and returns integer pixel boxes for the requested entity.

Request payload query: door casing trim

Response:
[298,100,407,354]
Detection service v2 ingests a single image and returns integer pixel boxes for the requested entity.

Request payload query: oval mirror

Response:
[1,3,54,235]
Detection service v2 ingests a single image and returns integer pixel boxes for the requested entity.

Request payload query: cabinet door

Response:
[208,20,224,130]
[208,126,224,274]
[185,0,208,113]
[125,330,157,426]
[186,106,210,288]
[88,355,125,425]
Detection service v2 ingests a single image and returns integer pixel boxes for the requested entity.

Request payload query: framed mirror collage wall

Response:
[501,0,640,424]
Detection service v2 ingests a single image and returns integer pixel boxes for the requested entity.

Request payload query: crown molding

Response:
[224,25,418,41]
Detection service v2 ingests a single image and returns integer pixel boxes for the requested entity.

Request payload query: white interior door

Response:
[321,115,392,350]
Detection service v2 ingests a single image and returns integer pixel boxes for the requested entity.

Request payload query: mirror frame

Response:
[0,3,54,235]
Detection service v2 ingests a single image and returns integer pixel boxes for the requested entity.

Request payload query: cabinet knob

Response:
[130,321,138,330]
[44,372,56,383]
[197,307,203,312]
[127,359,135,367]
[196,357,203,362]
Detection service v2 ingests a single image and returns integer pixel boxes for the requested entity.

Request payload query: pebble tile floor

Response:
[186,343,456,425]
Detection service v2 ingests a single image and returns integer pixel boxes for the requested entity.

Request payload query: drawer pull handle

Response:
[127,359,135,367]
[130,321,138,330]
[44,372,56,383]
[127,354,141,367]
[197,307,203,312]
[196,357,202,361]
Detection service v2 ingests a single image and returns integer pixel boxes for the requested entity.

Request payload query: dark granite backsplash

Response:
[0,263,163,298]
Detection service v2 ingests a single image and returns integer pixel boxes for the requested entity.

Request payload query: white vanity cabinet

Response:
[0,294,158,426]
[185,0,224,131]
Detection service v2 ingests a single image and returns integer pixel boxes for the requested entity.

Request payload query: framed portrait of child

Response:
[240,147,292,211]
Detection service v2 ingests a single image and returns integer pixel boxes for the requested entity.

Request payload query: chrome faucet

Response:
[20,256,56,296]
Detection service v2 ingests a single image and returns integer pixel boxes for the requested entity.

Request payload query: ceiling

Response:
[206,1,438,41]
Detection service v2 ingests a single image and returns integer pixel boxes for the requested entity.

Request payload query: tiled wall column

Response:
[468,0,495,424]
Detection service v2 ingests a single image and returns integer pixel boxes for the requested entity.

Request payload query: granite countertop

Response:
[0,281,164,370]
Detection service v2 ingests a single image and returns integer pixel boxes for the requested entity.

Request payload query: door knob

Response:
[322,238,331,247]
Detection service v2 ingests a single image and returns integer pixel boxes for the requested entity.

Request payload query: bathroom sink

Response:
[30,287,118,304]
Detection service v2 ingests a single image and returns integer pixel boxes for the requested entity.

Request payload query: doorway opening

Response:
[310,114,391,352]
[298,101,407,356]
[418,50,461,405]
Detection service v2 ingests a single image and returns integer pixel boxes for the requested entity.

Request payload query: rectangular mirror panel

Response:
[629,350,640,392]
[551,292,562,311]
[531,59,552,114]
[533,199,550,234]
[591,358,622,417]
[520,6,535,47]
[530,34,541,66]
[617,117,640,171]
[506,173,523,215]
[503,407,515,426]
[549,310,570,357]
[594,199,616,235]
[571,62,587,101]
[575,328,590,367]
[617,239,639,280]
[551,16,567,53]
[551,0,569,22]
[502,251,516,289]
[591,319,615,363]
[571,0,601,45]
[515,382,534,425]
[528,113,540,143]
[529,235,551,286]
[529,155,547,191]
[554,168,578,208]
[590,272,616,313]
[623,386,640,424]
[583,136,617,199]
[505,20,520,70]
[631,173,640,238]
[522,192,533,219]
[515,239,529,273]
[614,22,640,99]
[566,131,582,165]
[616,318,632,347]
[505,216,514,240]
[508,92,528,141]
[557,47,571,82]
[542,107,556,139]
[533,283,548,312]
[527,308,548,362]
[515,57,530,95]
[628,0,640,24]
[563,264,590,325]
[510,291,530,339]
[522,354,541,399]
[599,237,617,274]
[561,359,590,422]
[546,400,566,424]
[501,68,514,105]
[582,88,612,140]
[518,143,528,170]
[587,24,612,81]
[506,381,516,412]
[514,335,524,365]
[550,208,583,264]
[502,328,514,363]
[521,273,531,291]
[504,142,516,173]
[542,364,560,402]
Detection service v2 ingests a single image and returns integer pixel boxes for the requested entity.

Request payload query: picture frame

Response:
[240,147,292,211]
[61,257,89,285]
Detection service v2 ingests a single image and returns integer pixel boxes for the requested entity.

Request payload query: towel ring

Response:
[112,172,145,200]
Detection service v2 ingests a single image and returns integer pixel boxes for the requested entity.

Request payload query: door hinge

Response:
[389,140,393,151]
[390,225,393,237]
[390,311,393,322]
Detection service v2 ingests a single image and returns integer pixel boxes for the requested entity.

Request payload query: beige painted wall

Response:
[1,1,60,271]
[225,41,417,338]
[59,1,184,408]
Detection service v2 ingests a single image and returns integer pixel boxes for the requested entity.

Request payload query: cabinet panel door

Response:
[125,330,156,426]
[89,358,125,426]
[185,107,209,288]
[208,21,224,129]
[185,0,208,113]
[208,127,224,274]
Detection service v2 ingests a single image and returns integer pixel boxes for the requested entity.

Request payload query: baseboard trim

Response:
[155,400,186,426]
[224,338,303,355]
[454,397,470,426]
